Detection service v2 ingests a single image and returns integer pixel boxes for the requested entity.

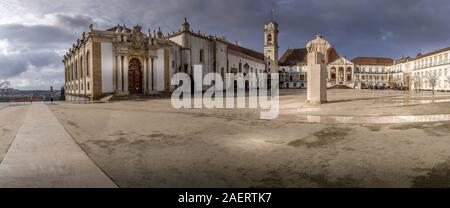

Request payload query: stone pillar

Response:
[306,35,330,104]
[150,58,155,92]
[327,67,331,81]
[306,52,327,104]
[83,56,87,95]
[117,55,123,92]
[112,55,116,92]
[123,55,129,94]
[143,57,148,94]
[164,48,170,92]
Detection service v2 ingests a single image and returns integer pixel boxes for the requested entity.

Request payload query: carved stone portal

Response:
[130,25,145,49]
[306,35,331,104]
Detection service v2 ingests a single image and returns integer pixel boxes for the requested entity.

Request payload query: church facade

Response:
[63,19,278,101]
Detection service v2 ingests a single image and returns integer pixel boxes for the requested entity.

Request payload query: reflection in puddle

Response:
[299,114,450,124]
[375,98,450,107]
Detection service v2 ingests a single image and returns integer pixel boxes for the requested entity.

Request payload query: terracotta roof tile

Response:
[413,46,450,60]
[278,48,307,66]
[327,48,340,63]
[351,57,394,66]
[278,47,340,66]
[227,43,265,62]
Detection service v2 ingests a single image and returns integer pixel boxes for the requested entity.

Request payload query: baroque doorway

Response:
[129,58,142,94]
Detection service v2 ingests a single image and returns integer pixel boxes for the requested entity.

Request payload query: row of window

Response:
[414,52,450,70]
[419,80,449,89]
[65,52,90,81]
[355,66,387,73]
[66,81,90,92]
[280,66,307,72]
[280,74,306,82]
[355,75,387,81]
[414,68,450,78]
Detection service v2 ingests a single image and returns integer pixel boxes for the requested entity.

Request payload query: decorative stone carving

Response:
[306,35,332,63]
[130,25,145,49]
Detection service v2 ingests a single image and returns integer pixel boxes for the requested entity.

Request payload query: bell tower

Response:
[264,21,279,73]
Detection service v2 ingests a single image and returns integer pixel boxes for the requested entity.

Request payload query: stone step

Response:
[109,93,171,101]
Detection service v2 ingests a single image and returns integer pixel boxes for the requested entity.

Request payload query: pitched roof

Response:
[279,48,308,66]
[227,43,265,62]
[414,46,450,60]
[327,48,340,63]
[351,57,394,66]
[278,47,340,66]
[395,57,411,64]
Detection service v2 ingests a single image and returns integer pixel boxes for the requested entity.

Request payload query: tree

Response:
[60,86,65,101]
[412,75,423,93]
[447,75,450,93]
[426,72,440,95]
[0,80,10,89]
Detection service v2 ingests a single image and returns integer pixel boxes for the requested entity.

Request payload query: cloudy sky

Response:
[0,0,449,90]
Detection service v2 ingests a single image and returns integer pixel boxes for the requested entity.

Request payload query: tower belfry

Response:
[264,10,279,73]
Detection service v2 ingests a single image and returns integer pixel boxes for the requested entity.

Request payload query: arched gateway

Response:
[129,58,142,94]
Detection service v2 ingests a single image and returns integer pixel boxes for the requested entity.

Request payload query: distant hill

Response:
[0,89,61,102]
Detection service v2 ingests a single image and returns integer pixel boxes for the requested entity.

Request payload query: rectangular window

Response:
[86,54,90,76]
[199,49,204,64]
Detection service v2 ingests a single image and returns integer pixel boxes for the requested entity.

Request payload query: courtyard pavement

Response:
[46,90,450,188]
[0,102,117,188]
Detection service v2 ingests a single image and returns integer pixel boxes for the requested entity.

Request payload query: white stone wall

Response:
[215,41,228,75]
[183,34,214,74]
[101,42,114,93]
[228,52,265,74]
[411,51,450,90]
[412,64,450,90]
[155,48,165,91]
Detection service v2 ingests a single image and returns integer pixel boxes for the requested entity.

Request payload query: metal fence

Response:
[0,95,35,108]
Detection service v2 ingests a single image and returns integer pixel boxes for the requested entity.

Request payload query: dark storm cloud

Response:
[102,0,450,59]
[0,50,62,78]
[0,54,28,77]
[0,24,73,50]
[0,13,97,81]
[1,0,450,89]
[274,0,450,58]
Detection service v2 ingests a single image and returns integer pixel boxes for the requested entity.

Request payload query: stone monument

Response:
[306,35,331,104]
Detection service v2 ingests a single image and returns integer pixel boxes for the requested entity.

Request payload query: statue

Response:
[306,35,332,63]
[306,35,331,104]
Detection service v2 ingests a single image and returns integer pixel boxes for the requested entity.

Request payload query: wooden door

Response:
[129,59,142,94]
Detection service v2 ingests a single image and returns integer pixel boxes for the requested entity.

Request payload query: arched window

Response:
[199,49,204,64]
[71,63,74,81]
[80,56,83,77]
[267,34,272,42]
[86,52,90,76]
[75,60,78,79]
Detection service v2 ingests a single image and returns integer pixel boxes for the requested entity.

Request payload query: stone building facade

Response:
[63,19,278,101]
[278,42,349,89]
[278,49,307,89]
[409,48,450,91]
[352,57,393,88]
[279,43,450,91]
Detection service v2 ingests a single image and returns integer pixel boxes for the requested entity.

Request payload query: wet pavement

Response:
[0,102,117,188]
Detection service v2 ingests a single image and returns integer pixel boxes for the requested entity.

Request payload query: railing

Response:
[0,96,35,107]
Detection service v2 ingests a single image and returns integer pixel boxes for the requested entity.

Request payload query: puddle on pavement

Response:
[295,114,450,124]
